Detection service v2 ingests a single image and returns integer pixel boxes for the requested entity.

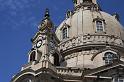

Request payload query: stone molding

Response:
[59,34,124,55]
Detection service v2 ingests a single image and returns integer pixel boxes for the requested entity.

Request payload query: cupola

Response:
[72,0,100,10]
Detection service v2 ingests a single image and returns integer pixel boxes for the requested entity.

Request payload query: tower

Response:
[11,9,61,82]
[30,8,60,65]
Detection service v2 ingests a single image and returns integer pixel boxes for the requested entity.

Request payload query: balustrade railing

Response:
[22,60,56,72]
[56,67,82,76]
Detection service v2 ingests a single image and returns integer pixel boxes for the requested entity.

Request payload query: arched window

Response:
[96,21,104,32]
[62,28,68,39]
[30,51,36,62]
[103,52,119,65]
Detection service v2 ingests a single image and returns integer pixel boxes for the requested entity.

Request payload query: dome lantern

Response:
[72,0,100,11]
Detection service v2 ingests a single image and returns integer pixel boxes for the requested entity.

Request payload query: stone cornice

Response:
[12,60,60,82]
[84,61,124,76]
[58,34,124,56]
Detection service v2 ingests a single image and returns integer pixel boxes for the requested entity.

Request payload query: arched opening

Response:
[103,52,119,65]
[30,51,36,62]
[53,53,60,66]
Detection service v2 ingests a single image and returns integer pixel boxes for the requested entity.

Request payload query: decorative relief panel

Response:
[58,34,124,52]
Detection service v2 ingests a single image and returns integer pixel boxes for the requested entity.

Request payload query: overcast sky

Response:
[0,0,124,82]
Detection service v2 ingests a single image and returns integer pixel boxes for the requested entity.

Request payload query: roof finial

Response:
[44,8,50,18]
[112,12,120,21]
[73,0,77,4]
[38,8,53,31]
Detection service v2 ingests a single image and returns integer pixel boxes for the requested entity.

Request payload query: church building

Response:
[11,0,124,82]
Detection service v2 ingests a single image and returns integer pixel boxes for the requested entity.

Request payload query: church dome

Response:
[56,10,124,41]
[55,0,124,69]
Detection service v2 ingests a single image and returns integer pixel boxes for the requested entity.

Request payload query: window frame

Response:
[93,17,105,33]
[103,52,119,65]
[28,50,37,62]
[62,27,68,39]
[96,20,105,32]
[61,24,70,40]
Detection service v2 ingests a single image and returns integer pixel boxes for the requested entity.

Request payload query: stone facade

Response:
[11,0,124,82]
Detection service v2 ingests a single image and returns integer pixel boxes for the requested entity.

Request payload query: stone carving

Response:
[59,34,124,52]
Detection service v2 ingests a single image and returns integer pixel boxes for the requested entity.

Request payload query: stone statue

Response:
[73,0,77,4]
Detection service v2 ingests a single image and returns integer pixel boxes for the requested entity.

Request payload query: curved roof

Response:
[56,9,124,41]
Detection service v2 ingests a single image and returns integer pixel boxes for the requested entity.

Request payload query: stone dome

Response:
[56,10,124,41]
[55,1,124,69]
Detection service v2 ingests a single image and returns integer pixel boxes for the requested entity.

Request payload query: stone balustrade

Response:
[22,60,57,72]
[56,67,83,76]
[58,34,124,53]
[21,61,35,70]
